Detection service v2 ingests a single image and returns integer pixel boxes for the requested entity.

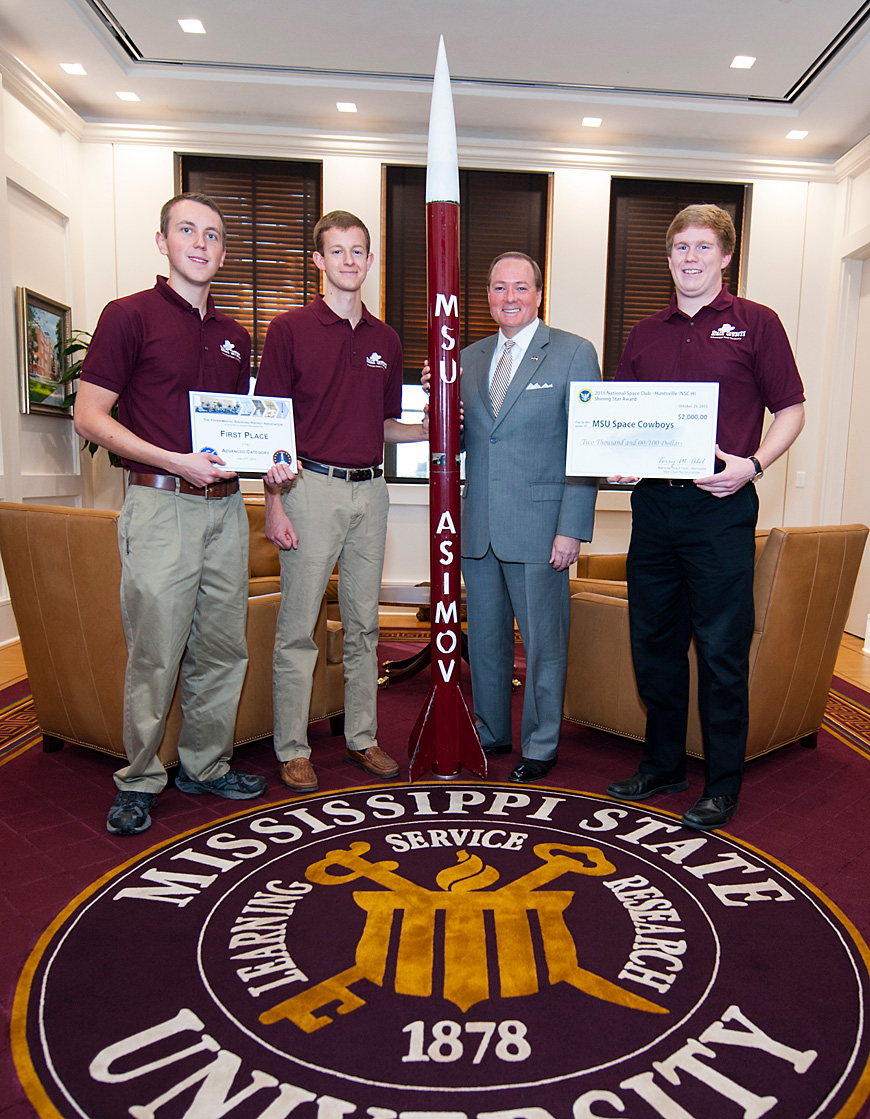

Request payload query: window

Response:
[180,155,322,374]
[603,178,746,380]
[383,166,550,481]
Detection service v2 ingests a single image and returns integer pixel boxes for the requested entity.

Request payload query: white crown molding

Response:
[0,38,840,186]
[835,132,870,181]
[0,34,853,186]
[80,120,426,161]
[0,43,84,139]
[80,120,838,184]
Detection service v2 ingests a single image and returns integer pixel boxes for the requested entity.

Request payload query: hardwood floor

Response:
[833,632,870,690]
[2,629,868,692]
[0,639,26,688]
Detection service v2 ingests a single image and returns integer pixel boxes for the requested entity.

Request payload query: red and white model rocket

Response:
[409,37,486,780]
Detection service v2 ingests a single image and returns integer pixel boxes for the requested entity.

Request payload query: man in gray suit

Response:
[460,252,600,782]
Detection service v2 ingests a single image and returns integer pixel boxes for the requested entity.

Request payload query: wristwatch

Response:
[749,456,764,481]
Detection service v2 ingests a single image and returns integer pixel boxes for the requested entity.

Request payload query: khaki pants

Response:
[115,485,249,793]
[272,469,388,761]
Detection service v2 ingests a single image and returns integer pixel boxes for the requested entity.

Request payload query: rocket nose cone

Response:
[426,38,460,204]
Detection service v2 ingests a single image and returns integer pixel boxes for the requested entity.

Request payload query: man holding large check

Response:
[601,204,805,832]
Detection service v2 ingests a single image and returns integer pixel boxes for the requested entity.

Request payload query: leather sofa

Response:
[0,498,344,767]
[564,523,868,762]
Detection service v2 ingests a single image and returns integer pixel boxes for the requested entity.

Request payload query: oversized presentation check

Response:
[566,382,719,479]
[189,391,297,476]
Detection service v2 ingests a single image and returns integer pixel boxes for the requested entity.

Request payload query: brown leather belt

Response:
[129,472,240,499]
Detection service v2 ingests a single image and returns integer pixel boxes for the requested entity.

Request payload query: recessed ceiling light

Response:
[336,102,357,113]
[116,91,140,102]
[60,63,87,75]
[178,19,206,33]
[582,117,602,128]
[730,55,756,69]
[786,129,808,139]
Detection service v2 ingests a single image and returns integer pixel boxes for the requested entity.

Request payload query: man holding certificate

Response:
[76,192,278,836]
[256,210,428,794]
[606,204,805,831]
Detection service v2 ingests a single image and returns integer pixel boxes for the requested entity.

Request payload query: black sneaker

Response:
[106,791,157,836]
[175,766,267,800]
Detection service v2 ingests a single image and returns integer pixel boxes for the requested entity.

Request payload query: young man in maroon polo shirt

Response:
[76,192,279,836]
[606,204,805,831]
[256,210,428,793]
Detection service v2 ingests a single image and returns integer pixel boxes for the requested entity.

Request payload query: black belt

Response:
[300,458,383,482]
[129,472,240,499]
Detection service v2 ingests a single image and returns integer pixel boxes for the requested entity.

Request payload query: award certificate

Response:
[566,382,719,479]
[189,392,297,476]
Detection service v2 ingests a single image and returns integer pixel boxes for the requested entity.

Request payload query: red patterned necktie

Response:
[490,339,515,416]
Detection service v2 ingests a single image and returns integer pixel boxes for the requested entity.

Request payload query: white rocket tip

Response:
[426,38,460,204]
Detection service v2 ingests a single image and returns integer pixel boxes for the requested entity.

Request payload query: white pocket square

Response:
[526,382,554,390]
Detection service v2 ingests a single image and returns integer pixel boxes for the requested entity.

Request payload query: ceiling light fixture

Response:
[582,117,602,127]
[60,63,87,75]
[178,19,206,33]
[786,130,808,139]
[730,55,756,69]
[116,91,140,102]
[336,102,358,113]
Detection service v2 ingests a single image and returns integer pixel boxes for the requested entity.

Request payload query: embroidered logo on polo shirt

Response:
[710,322,747,340]
[366,352,388,369]
[220,339,242,362]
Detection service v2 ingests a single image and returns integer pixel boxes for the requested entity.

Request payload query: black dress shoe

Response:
[483,743,512,756]
[510,757,556,783]
[607,771,689,801]
[680,795,739,832]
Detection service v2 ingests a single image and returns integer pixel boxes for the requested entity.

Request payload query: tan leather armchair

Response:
[564,524,868,761]
[0,499,345,766]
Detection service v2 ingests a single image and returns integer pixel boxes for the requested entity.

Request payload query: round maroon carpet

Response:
[13,784,870,1118]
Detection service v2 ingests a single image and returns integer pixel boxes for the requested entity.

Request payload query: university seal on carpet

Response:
[13,785,870,1117]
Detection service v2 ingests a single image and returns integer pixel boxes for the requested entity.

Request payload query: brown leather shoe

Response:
[279,758,318,792]
[346,746,400,778]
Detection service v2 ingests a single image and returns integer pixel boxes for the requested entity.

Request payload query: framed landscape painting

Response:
[17,287,72,416]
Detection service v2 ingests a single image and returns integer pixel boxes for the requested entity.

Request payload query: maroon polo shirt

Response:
[80,277,251,474]
[617,286,805,458]
[255,294,403,469]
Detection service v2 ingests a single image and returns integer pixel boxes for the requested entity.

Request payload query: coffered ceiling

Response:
[1,0,869,162]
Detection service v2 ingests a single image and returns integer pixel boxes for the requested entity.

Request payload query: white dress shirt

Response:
[487,317,541,392]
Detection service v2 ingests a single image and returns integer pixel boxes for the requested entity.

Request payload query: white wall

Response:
[549,168,610,352]
[2,49,869,643]
[0,79,86,642]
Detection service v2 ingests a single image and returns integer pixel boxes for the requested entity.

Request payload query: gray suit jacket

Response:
[460,321,600,564]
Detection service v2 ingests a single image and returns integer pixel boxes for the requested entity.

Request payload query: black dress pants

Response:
[626,480,758,797]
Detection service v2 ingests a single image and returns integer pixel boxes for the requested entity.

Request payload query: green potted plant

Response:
[58,330,122,468]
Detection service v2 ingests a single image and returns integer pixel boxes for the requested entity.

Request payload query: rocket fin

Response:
[408,688,438,781]
[453,686,487,778]
[408,683,486,781]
